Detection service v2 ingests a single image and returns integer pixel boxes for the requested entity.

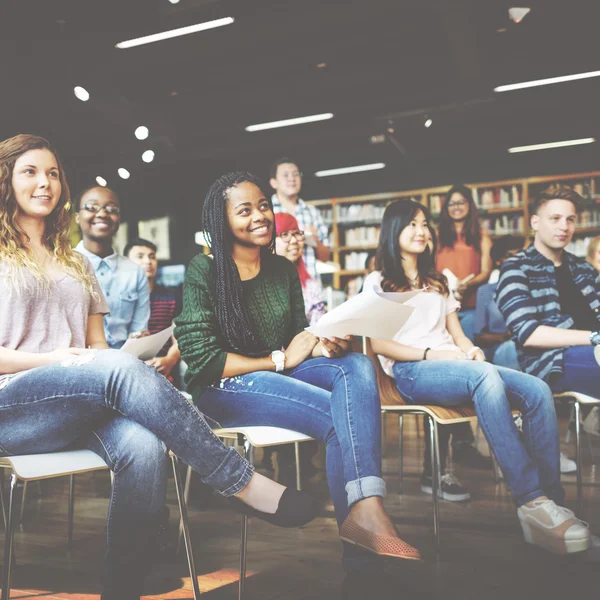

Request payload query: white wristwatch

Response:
[270,350,286,373]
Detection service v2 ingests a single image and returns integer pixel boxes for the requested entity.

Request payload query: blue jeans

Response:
[392,360,564,507]
[197,353,385,572]
[551,346,600,397]
[493,340,520,371]
[0,350,254,600]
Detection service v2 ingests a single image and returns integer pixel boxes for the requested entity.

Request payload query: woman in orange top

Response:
[436,184,492,341]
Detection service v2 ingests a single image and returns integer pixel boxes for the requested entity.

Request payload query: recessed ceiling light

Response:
[508,7,531,24]
[495,69,600,92]
[508,138,595,153]
[118,168,131,179]
[96,176,107,187]
[245,113,334,132]
[168,0,180,4]
[73,86,90,102]
[142,150,155,163]
[116,17,234,49]
[135,126,149,140]
[315,163,386,177]
[424,118,433,128]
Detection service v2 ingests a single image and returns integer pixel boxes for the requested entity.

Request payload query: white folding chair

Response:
[177,426,313,600]
[554,391,600,502]
[0,449,108,600]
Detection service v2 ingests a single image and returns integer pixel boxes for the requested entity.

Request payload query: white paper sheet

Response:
[120,325,175,360]
[306,288,422,340]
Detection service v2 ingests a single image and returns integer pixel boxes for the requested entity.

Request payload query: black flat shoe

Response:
[229,487,320,528]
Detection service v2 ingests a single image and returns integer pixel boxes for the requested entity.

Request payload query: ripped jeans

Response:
[0,350,254,600]
[197,354,385,547]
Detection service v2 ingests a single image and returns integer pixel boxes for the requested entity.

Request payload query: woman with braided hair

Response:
[175,172,422,568]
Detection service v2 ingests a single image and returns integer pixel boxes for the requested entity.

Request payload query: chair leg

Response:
[18,481,27,524]
[575,402,583,504]
[398,415,404,494]
[429,418,440,555]
[171,455,201,600]
[433,422,443,497]
[239,439,252,600]
[2,473,18,600]
[67,475,75,550]
[177,464,193,554]
[0,470,6,528]
[294,442,302,491]
[565,404,575,445]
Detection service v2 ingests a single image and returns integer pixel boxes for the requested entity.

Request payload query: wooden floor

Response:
[2,411,599,600]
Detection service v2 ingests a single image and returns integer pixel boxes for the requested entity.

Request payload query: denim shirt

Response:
[75,242,150,349]
[495,245,600,381]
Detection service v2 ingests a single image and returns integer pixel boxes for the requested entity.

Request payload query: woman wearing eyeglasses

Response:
[74,185,150,348]
[274,212,326,326]
[436,184,493,340]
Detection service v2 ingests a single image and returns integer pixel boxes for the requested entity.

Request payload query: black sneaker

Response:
[452,443,493,470]
[421,473,471,502]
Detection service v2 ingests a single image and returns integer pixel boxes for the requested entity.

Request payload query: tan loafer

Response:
[340,517,422,561]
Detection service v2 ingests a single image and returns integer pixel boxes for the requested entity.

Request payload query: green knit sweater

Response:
[174,253,308,395]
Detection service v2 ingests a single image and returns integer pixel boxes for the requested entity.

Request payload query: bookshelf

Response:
[309,171,600,293]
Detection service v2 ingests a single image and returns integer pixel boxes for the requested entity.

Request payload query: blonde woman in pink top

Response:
[364,198,591,557]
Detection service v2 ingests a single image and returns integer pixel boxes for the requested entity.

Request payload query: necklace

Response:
[407,274,419,288]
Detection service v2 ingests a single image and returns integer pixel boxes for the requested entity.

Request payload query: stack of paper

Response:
[306,288,421,340]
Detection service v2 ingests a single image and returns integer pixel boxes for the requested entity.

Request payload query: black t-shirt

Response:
[555,262,598,331]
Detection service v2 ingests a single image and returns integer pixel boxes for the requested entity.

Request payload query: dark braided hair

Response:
[202,171,275,356]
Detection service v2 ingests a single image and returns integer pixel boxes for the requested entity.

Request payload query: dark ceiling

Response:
[2,0,600,219]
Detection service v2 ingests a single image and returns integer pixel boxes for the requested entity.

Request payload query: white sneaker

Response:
[560,452,577,474]
[583,406,600,437]
[518,498,591,555]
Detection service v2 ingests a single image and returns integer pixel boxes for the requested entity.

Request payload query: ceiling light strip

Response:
[315,163,386,177]
[494,70,600,92]
[245,113,333,132]
[116,17,234,49]
[508,138,595,153]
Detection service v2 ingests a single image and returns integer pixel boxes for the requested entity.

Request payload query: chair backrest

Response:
[363,338,408,406]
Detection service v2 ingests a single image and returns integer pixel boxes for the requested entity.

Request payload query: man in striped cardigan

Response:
[495,185,600,399]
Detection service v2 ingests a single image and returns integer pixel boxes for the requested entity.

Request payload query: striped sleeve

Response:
[495,261,540,345]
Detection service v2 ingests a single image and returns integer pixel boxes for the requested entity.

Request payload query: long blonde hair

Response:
[0,134,93,295]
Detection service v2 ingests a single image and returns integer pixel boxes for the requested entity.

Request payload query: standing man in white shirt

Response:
[74,186,150,349]
[270,158,331,282]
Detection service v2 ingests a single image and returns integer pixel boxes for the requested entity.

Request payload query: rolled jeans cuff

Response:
[516,488,547,508]
[202,447,255,497]
[345,475,386,506]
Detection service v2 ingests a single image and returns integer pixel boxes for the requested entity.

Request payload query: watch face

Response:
[592,332,600,346]
[272,351,285,362]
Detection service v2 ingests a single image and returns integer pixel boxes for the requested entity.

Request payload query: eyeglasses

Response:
[447,200,467,209]
[277,230,305,243]
[80,204,120,215]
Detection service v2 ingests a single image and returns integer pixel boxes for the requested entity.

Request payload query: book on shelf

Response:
[566,236,597,258]
[481,215,524,236]
[336,203,386,223]
[344,251,371,270]
[343,226,380,247]
[475,186,521,210]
